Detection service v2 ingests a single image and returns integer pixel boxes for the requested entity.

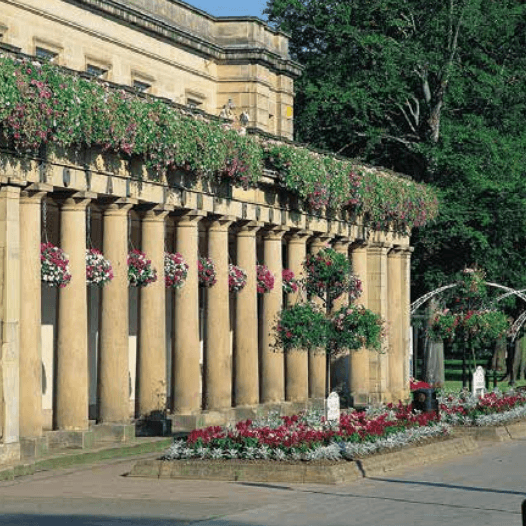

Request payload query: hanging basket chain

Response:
[86,206,93,249]
[41,198,49,244]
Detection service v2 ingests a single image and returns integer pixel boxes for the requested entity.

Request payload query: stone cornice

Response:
[62,0,303,78]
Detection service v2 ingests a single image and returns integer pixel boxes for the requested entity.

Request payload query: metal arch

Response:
[410,284,458,315]
[492,288,526,305]
[485,283,526,305]
[510,310,526,341]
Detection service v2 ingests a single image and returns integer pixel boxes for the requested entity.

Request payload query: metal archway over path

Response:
[411,282,526,334]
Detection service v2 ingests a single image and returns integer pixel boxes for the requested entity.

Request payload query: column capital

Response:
[207,214,236,232]
[236,220,264,236]
[262,225,287,240]
[368,241,392,253]
[20,183,52,203]
[55,191,97,211]
[100,197,137,216]
[173,209,205,226]
[388,246,404,257]
[286,230,310,244]
[333,237,351,252]
[140,205,171,222]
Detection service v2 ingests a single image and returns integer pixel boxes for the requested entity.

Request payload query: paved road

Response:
[0,440,525,526]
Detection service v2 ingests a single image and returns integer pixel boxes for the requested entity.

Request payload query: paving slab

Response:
[0,440,524,526]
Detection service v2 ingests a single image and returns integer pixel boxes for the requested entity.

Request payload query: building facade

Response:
[0,0,416,467]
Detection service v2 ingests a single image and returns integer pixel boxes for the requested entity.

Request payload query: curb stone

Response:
[129,436,478,485]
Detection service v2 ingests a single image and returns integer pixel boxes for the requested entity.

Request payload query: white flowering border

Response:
[161,422,450,461]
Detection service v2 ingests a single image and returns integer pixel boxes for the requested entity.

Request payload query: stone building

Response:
[0,0,428,466]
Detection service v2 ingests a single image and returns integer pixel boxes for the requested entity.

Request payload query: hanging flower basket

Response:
[128,249,157,287]
[282,269,299,294]
[86,248,113,286]
[257,264,275,294]
[41,242,72,288]
[348,273,363,302]
[229,264,247,293]
[164,252,189,289]
[198,256,217,288]
[331,304,383,352]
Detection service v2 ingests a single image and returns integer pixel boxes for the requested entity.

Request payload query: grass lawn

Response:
[443,378,526,391]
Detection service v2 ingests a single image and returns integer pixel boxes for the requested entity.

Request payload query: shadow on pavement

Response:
[368,477,526,496]
[0,515,193,526]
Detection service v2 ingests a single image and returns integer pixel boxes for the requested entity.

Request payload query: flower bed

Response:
[439,389,526,426]
[161,388,526,463]
[162,404,447,462]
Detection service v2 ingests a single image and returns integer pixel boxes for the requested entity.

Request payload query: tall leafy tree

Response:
[265,0,526,298]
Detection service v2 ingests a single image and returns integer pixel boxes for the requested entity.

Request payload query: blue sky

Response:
[187,0,267,18]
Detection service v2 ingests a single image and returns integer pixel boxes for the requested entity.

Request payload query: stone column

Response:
[55,194,93,430]
[285,231,309,402]
[349,242,370,405]
[0,185,21,454]
[234,222,261,407]
[332,238,350,310]
[137,207,169,418]
[204,216,234,410]
[331,237,351,400]
[98,200,134,423]
[172,211,203,414]
[400,248,413,399]
[308,236,329,399]
[367,242,391,403]
[19,185,49,439]
[388,247,404,402]
[260,228,286,404]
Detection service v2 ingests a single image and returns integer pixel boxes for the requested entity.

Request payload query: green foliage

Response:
[275,302,328,351]
[0,54,437,230]
[265,0,526,295]
[331,304,383,352]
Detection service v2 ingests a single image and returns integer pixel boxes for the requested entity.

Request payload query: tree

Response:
[265,0,526,297]
[275,248,382,398]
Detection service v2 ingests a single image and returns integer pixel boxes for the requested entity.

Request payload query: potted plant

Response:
[86,248,113,286]
[41,242,72,288]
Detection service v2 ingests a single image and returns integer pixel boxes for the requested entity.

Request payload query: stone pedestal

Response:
[172,212,203,414]
[234,222,261,406]
[204,216,234,410]
[99,200,134,423]
[137,207,169,418]
[260,228,286,403]
[55,194,92,431]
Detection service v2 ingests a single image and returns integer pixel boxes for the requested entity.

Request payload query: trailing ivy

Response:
[0,54,438,230]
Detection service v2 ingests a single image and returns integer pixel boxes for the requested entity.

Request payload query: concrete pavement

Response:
[0,441,525,525]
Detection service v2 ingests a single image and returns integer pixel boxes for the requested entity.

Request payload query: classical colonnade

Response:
[0,179,411,452]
